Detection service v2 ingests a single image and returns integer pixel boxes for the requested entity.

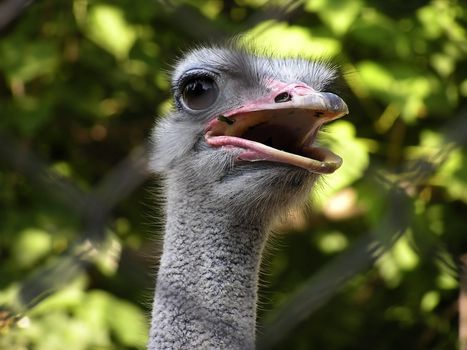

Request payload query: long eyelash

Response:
[175,69,218,93]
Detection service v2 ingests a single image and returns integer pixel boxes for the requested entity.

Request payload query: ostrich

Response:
[148,45,348,350]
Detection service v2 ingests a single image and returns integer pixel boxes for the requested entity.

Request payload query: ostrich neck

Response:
[149,182,269,350]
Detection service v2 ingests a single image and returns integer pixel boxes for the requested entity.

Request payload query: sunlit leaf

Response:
[13,228,52,268]
[431,53,456,77]
[357,61,433,122]
[409,131,467,202]
[83,5,137,60]
[317,230,349,254]
[92,234,122,276]
[417,5,443,39]
[243,21,341,58]
[420,291,440,312]
[314,121,369,207]
[104,294,148,347]
[392,234,419,271]
[437,272,458,290]
[306,0,362,35]
[376,247,402,288]
[192,0,223,19]
[357,61,393,96]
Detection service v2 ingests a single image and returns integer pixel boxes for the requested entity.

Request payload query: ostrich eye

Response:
[181,77,218,110]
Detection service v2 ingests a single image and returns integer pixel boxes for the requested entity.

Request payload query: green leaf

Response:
[13,228,52,268]
[83,5,137,60]
[104,294,148,347]
[420,291,440,312]
[314,121,369,207]
[92,233,122,276]
[242,21,341,58]
[306,0,362,36]
[357,61,433,122]
[409,130,467,202]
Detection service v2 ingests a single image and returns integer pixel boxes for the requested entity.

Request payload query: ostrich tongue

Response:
[205,91,348,174]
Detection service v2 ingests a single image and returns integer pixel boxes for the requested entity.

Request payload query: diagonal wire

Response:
[0,132,86,213]
[155,0,306,42]
[94,145,150,210]
[0,0,465,340]
[0,0,34,32]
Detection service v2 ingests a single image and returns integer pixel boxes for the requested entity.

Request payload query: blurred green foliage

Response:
[0,0,466,349]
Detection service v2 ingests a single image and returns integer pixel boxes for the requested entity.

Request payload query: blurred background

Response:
[0,0,466,349]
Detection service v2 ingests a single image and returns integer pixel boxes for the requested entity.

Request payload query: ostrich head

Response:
[148,45,349,349]
[151,45,348,220]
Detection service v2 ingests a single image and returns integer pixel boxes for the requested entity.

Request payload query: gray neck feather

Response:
[148,141,316,350]
[149,181,270,350]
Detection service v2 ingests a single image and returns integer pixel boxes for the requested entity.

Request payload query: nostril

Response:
[274,92,292,103]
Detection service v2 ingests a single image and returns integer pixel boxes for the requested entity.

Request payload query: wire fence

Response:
[0,1,465,349]
[1,108,466,348]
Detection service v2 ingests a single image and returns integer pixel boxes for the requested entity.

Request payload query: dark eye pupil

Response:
[187,81,204,96]
[182,78,218,110]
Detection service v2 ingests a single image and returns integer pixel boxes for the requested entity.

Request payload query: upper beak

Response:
[223,82,348,121]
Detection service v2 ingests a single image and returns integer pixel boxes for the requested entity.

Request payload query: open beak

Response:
[204,82,348,174]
